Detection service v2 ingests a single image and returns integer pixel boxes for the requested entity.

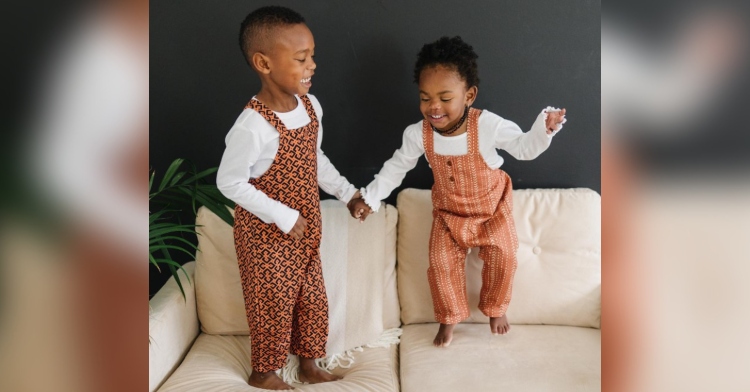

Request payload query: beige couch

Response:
[149,188,601,391]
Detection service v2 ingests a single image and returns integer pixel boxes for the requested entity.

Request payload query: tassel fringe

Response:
[277,328,403,385]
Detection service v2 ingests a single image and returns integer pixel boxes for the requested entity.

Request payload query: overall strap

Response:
[246,98,287,133]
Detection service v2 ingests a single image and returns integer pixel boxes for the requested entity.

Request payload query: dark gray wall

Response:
[150,0,600,292]
[151,0,600,192]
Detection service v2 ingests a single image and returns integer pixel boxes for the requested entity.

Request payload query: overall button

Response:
[446,160,452,166]
[449,176,455,182]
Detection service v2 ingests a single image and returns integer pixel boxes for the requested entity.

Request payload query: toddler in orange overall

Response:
[348,36,567,347]
[217,6,360,390]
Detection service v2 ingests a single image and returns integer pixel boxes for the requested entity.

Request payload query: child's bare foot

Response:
[490,314,510,335]
[433,323,456,347]
[248,371,294,390]
[298,357,341,384]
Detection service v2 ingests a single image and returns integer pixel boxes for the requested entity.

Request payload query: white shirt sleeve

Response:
[493,107,563,160]
[216,113,299,234]
[310,97,358,203]
[362,123,425,212]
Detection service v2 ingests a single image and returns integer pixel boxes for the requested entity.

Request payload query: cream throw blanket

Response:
[194,201,401,383]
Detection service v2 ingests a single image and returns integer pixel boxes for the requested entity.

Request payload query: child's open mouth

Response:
[301,77,312,87]
[429,114,447,124]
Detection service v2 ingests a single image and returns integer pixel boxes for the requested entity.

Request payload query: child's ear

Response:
[466,86,478,106]
[252,52,271,75]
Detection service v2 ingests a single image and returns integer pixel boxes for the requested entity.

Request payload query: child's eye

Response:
[296,59,305,63]
[420,98,429,102]
[441,98,453,102]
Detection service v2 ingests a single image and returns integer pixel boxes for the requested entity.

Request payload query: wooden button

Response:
[449,176,455,182]
[446,160,452,166]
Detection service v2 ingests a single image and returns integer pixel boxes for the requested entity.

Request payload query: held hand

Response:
[347,198,372,222]
[289,215,308,240]
[545,108,567,134]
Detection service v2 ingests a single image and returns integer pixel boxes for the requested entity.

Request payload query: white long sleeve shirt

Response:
[362,108,563,212]
[217,94,357,234]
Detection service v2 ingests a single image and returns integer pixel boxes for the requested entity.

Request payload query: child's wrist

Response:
[347,196,362,209]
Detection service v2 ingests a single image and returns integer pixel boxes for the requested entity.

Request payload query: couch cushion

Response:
[399,324,600,392]
[149,262,198,392]
[194,201,400,353]
[397,188,601,328]
[157,333,400,391]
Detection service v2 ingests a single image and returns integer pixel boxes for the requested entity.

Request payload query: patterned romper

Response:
[423,107,519,324]
[233,95,328,373]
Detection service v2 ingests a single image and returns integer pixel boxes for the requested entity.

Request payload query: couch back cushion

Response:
[194,200,400,354]
[397,188,601,328]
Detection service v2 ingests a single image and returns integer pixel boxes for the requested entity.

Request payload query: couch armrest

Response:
[149,261,199,392]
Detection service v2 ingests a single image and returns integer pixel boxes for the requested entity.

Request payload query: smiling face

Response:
[257,23,316,96]
[418,65,477,131]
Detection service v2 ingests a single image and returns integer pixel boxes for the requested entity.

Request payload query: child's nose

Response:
[309,58,317,70]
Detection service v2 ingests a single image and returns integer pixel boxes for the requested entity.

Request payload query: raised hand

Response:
[545,108,567,134]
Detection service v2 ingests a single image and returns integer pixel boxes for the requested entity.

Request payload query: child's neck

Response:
[255,87,299,113]
[436,118,469,138]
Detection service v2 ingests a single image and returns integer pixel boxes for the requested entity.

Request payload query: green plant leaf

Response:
[149,244,196,259]
[152,258,192,299]
[155,240,192,286]
[149,235,199,250]
[158,158,184,192]
[149,209,178,225]
[149,225,197,239]
[152,258,192,286]
[193,189,234,226]
[151,192,192,211]
[149,221,196,231]
[149,253,161,272]
[212,205,234,227]
[198,185,235,207]
[182,167,219,185]
[168,171,187,187]
[167,264,186,300]
[150,159,233,301]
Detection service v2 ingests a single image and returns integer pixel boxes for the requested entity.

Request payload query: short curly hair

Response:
[413,36,479,88]
[239,6,305,65]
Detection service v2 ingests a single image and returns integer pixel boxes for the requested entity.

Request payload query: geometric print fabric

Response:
[233,95,328,372]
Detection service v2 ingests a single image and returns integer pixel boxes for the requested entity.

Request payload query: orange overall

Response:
[424,108,519,324]
[233,95,328,373]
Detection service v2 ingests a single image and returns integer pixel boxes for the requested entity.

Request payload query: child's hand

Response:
[289,215,308,240]
[545,108,567,134]
[347,198,372,222]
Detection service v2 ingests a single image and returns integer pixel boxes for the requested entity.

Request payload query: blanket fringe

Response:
[277,328,403,384]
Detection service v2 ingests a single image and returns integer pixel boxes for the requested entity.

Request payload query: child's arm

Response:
[318,146,369,221]
[355,123,425,218]
[492,107,567,160]
[317,147,358,203]
[216,119,300,236]
[309,96,360,205]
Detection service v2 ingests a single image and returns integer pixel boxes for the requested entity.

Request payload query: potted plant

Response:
[149,158,234,298]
